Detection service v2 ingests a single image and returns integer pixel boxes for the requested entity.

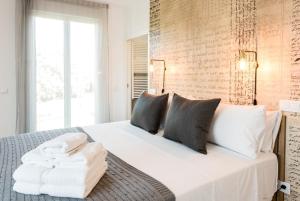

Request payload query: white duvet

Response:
[84,121,278,201]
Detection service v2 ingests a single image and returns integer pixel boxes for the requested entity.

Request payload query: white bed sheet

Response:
[83,121,278,201]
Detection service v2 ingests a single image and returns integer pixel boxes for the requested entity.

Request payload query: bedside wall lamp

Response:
[239,50,259,105]
[150,59,167,94]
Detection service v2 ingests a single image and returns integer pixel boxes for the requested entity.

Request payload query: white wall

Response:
[0,0,149,136]
[107,0,149,121]
[126,0,149,39]
[107,4,128,121]
[0,0,16,137]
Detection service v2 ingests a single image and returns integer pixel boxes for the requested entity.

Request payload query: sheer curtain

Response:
[15,0,109,133]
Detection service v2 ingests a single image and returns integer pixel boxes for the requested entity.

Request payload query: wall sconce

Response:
[150,59,167,94]
[239,50,259,105]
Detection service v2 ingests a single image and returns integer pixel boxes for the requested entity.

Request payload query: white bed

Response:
[84,121,278,201]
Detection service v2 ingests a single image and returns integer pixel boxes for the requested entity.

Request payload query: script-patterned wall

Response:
[149,0,300,110]
[285,112,300,201]
[150,0,300,200]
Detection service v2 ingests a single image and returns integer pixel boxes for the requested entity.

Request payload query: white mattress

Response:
[83,121,278,201]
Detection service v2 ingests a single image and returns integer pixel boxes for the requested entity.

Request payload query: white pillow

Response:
[261,111,282,152]
[209,104,266,159]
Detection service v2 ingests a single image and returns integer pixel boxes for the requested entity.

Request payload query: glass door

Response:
[70,21,96,127]
[34,16,97,131]
[35,17,65,131]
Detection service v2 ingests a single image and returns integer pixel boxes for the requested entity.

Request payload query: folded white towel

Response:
[22,142,106,168]
[13,164,50,184]
[43,160,108,186]
[21,149,54,168]
[13,161,107,186]
[41,165,107,198]
[15,147,107,185]
[38,132,88,157]
[13,164,107,198]
[13,182,40,195]
[54,142,107,168]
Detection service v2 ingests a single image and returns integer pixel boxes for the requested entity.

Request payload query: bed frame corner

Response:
[272,114,287,201]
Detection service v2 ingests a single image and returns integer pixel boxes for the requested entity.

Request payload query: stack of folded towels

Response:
[13,132,108,198]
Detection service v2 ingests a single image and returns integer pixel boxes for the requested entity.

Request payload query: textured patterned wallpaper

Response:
[149,0,300,200]
[286,112,300,201]
[149,0,300,110]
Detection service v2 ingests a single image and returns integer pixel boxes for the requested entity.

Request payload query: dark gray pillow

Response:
[163,94,221,154]
[131,92,169,134]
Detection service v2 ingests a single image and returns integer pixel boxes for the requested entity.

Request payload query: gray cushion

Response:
[131,92,169,134]
[163,94,221,154]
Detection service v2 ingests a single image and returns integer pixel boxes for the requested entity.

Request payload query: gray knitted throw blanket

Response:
[0,127,175,201]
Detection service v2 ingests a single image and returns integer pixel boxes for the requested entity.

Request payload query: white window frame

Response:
[29,13,98,131]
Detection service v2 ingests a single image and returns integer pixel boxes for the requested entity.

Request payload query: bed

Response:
[84,121,278,201]
[0,121,278,201]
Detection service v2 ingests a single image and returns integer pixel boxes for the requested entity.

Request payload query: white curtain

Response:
[15,0,109,133]
[15,0,31,133]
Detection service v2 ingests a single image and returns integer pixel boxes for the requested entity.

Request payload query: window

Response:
[33,16,97,131]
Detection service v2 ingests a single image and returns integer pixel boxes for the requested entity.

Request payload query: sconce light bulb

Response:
[149,64,154,72]
[239,58,247,71]
[170,67,176,74]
